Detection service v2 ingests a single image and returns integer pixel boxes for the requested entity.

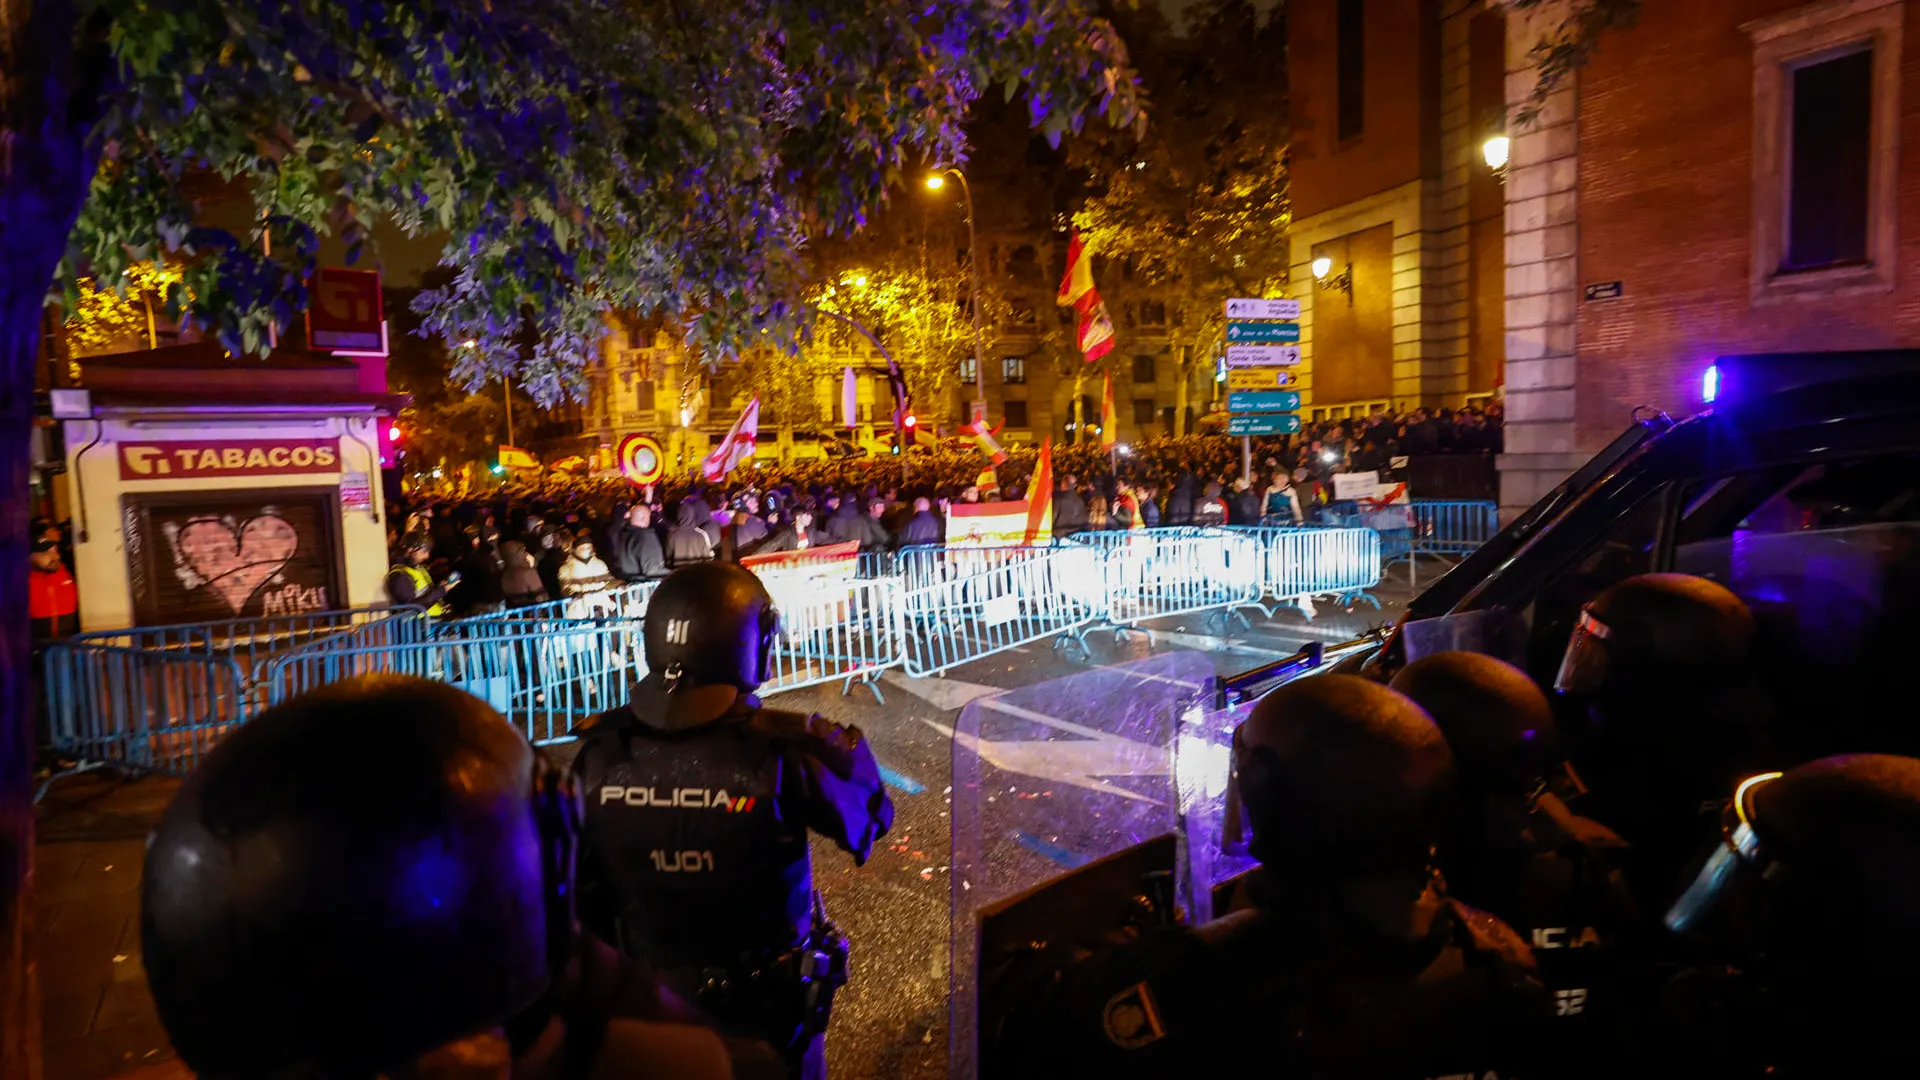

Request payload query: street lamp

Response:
[926,166,987,425]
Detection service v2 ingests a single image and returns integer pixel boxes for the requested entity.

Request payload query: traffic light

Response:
[388,424,403,443]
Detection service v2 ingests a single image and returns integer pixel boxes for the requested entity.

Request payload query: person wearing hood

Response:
[666,501,716,568]
[498,537,549,608]
[558,534,617,596]
[1194,480,1230,527]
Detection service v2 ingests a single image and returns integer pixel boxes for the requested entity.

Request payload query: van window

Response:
[1670,454,1920,756]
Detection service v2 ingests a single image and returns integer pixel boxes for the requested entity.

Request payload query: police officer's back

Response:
[986,675,1550,1079]
[141,675,740,1080]
[572,563,894,1079]
[1393,651,1637,1070]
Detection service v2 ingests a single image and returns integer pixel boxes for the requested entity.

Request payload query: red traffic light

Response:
[388,424,403,442]
[903,413,917,428]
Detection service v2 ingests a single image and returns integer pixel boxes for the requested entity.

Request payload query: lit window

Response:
[959,357,978,385]
[1001,356,1027,385]
[1747,0,1902,301]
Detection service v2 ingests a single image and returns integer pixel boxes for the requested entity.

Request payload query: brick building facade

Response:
[1501,0,1915,513]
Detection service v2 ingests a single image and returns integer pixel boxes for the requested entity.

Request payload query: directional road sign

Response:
[1227,413,1301,436]
[1228,368,1292,390]
[1225,297,1301,320]
[1228,390,1302,413]
[1225,321,1300,344]
[1225,345,1301,367]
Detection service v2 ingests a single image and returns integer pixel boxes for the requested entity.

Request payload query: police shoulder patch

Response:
[1102,981,1167,1050]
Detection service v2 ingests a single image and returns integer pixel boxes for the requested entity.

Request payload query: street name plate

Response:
[1229,390,1303,413]
[1224,297,1302,320]
[1225,321,1301,343]
[1225,345,1301,367]
[1227,368,1293,390]
[1227,413,1302,436]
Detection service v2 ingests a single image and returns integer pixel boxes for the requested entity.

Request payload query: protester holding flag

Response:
[1057,232,1116,364]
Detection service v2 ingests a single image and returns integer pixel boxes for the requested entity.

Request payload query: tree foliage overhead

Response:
[1071,0,1289,361]
[49,0,1144,408]
[1510,0,1642,126]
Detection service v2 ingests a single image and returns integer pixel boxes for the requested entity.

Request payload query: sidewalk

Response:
[35,771,186,1080]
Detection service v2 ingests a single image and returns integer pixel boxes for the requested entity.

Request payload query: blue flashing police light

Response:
[1702,364,1720,404]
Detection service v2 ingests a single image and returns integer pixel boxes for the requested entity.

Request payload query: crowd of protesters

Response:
[383,404,1501,616]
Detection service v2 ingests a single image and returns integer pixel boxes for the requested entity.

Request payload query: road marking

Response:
[1011,830,1090,869]
[924,698,1167,804]
[880,670,1006,711]
[876,762,926,795]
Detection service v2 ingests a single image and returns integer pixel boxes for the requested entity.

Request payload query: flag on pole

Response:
[970,419,1009,466]
[1056,232,1116,363]
[1025,438,1054,545]
[1100,371,1118,448]
[701,397,760,482]
[841,367,858,428]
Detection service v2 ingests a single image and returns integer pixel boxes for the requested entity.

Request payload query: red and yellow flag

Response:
[1056,232,1116,364]
[1100,371,1118,448]
[1025,438,1054,545]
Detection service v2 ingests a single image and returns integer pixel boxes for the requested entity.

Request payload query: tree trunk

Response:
[1173,342,1190,438]
[3,2,105,1076]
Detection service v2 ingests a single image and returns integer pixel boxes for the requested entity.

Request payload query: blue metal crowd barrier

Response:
[451,581,660,625]
[67,606,425,671]
[897,544,1104,676]
[762,576,904,700]
[41,644,247,775]
[1068,528,1263,640]
[1318,498,1496,585]
[1222,526,1384,615]
[266,619,647,744]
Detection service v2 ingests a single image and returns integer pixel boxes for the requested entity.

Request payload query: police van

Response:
[1238,350,1920,758]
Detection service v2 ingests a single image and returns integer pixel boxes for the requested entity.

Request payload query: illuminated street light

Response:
[925,166,987,425]
[1310,255,1333,279]
[851,274,868,288]
[1482,134,1511,172]
[460,338,478,349]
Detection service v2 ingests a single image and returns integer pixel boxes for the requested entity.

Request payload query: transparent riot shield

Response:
[948,650,1215,1080]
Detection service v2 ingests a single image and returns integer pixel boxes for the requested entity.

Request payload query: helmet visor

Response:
[1664,771,1782,934]
[1553,607,1613,694]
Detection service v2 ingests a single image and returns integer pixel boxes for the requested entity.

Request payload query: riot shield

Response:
[948,650,1214,1079]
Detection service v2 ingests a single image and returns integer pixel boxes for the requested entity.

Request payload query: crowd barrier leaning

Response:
[44,607,429,776]
[42,520,1416,774]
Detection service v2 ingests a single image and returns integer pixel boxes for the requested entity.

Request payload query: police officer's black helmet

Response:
[1555,572,1753,697]
[1666,755,1920,962]
[1391,651,1554,794]
[1234,675,1456,877]
[143,675,580,1078]
[644,562,781,692]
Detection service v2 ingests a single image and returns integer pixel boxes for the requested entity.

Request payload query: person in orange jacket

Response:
[30,537,78,641]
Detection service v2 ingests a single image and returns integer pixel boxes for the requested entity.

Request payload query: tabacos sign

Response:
[119,439,342,481]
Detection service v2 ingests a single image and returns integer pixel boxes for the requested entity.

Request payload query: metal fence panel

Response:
[899,545,1103,677]
[449,581,660,625]
[762,576,903,698]
[42,645,247,774]
[1411,500,1500,555]
[1070,528,1263,627]
[265,620,647,744]
[1225,526,1382,601]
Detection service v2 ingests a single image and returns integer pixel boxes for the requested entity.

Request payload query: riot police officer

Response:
[572,562,894,1080]
[1392,651,1636,1072]
[1554,573,1774,913]
[983,675,1550,1079]
[1656,754,1920,1075]
[141,674,745,1080]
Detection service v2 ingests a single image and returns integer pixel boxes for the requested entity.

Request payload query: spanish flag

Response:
[1056,232,1116,364]
[1100,370,1118,448]
[1025,438,1054,544]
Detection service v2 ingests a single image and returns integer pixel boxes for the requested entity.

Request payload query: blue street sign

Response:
[1224,321,1301,343]
[1227,412,1302,436]
[1228,390,1303,413]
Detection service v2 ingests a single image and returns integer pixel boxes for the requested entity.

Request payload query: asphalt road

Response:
[746,576,1416,1080]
